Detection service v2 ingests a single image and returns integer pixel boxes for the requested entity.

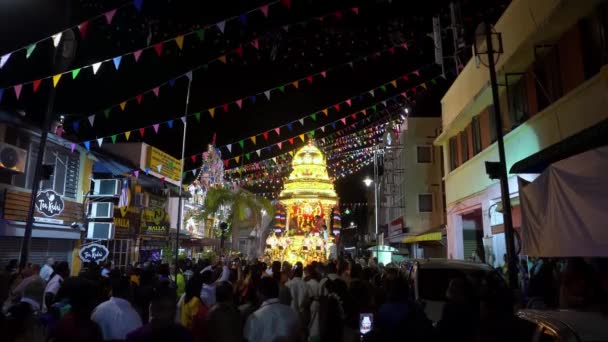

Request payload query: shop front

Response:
[0,188,83,268]
[138,194,170,263]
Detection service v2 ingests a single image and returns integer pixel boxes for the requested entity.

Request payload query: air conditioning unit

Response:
[87,202,114,219]
[87,222,114,240]
[133,192,149,207]
[92,179,120,197]
[0,142,27,173]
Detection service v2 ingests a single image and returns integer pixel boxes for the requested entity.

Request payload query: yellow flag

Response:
[299,134,305,142]
[209,108,215,119]
[292,81,299,89]
[175,35,184,50]
[120,101,127,111]
[322,108,328,116]
[251,136,256,145]
[218,55,227,64]
[52,74,62,88]
[390,80,397,88]
[421,83,427,90]
[235,156,240,164]
[125,131,131,141]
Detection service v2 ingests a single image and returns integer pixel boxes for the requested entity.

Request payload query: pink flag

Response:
[152,87,159,97]
[259,4,269,17]
[153,124,159,133]
[14,84,22,100]
[133,49,143,62]
[104,9,117,25]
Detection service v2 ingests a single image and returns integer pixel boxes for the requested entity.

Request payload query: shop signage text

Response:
[79,243,109,263]
[35,189,64,217]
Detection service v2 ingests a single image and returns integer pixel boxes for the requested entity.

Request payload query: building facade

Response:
[379,117,446,259]
[0,123,93,271]
[434,0,608,265]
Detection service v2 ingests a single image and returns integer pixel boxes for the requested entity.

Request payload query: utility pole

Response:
[480,21,518,289]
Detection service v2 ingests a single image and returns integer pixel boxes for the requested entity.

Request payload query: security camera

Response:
[70,222,84,231]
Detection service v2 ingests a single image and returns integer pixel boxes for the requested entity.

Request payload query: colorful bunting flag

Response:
[153,124,159,133]
[236,99,243,109]
[251,136,256,145]
[72,68,81,79]
[92,62,102,74]
[311,113,317,121]
[222,104,229,112]
[157,165,162,172]
[352,7,359,15]
[52,74,62,87]
[88,115,95,127]
[264,90,271,100]
[97,138,103,147]
[263,132,269,141]
[32,79,42,93]
[70,143,75,153]
[134,170,139,178]
[321,71,327,78]
[139,128,145,137]
[278,85,285,93]
[346,99,352,107]
[13,84,22,100]
[235,156,240,164]
[238,140,244,149]
[218,55,227,64]
[72,121,79,132]
[292,81,299,89]
[104,9,117,24]
[217,21,226,33]
[168,79,176,87]
[322,108,328,116]
[208,108,215,119]
[259,4,269,17]
[277,142,282,150]
[26,44,36,59]
[235,46,243,57]
[251,39,259,49]
[175,35,184,50]
[111,135,117,144]
[289,138,294,145]
[281,0,291,10]
[227,144,232,153]
[0,53,11,69]
[196,29,205,41]
[274,127,280,136]
[104,109,111,119]
[84,141,90,151]
[52,33,63,47]
[334,104,340,112]
[113,56,122,70]
[153,43,163,57]
[151,87,159,97]
[119,101,127,111]
[167,120,173,129]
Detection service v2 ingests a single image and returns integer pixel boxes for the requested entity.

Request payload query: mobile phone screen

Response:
[359,313,373,335]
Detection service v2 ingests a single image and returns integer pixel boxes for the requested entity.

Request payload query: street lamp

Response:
[474,21,517,289]
[363,177,373,187]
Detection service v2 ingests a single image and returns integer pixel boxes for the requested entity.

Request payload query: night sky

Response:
[0,0,509,203]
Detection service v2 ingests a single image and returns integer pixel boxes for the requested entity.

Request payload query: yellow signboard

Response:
[147,146,182,182]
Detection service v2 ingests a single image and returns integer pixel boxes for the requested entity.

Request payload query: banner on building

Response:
[79,243,109,263]
[140,194,170,236]
[146,146,182,183]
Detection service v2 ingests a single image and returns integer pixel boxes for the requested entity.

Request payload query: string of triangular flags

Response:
[66,36,411,131]
[68,67,437,158]
[0,2,358,105]
[0,1,135,70]
[200,106,395,175]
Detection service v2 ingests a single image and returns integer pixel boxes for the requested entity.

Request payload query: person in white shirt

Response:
[319,262,340,295]
[39,258,54,282]
[200,270,216,307]
[244,277,301,342]
[91,276,142,340]
[305,265,322,341]
[43,261,69,311]
[285,262,310,326]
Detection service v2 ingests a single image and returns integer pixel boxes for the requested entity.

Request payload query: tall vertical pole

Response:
[485,23,518,289]
[373,148,380,262]
[174,78,192,272]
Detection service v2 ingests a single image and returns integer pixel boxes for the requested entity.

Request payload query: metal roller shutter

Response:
[0,237,73,268]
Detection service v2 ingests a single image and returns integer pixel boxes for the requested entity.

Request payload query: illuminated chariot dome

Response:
[265,141,339,264]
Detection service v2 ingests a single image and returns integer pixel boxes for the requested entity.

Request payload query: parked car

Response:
[404,258,501,322]
[517,309,608,342]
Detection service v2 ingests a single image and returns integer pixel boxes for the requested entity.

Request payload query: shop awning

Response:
[510,118,608,174]
[92,152,134,175]
[402,231,443,244]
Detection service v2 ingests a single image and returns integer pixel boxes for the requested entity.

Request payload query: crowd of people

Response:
[0,254,607,341]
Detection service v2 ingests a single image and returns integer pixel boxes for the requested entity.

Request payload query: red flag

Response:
[259,4,269,17]
[191,155,197,163]
[235,46,243,57]
[224,159,229,168]
[351,113,357,120]
[402,75,409,81]
[78,21,89,38]
[289,138,294,145]
[306,76,313,84]
[223,103,229,112]
[334,104,340,112]
[32,79,42,93]
[388,47,395,54]
[136,94,143,104]
[281,0,291,9]
[411,87,417,94]
[212,132,217,145]
[263,132,269,141]
[139,127,145,137]
[153,43,163,57]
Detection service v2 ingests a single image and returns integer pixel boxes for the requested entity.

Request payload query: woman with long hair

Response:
[180,273,204,329]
